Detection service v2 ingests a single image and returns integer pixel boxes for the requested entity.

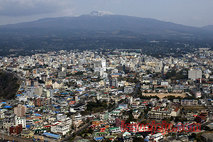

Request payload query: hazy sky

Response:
[0,0,212,27]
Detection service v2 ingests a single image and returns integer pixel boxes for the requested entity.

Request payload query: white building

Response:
[155,61,163,73]
[124,86,134,94]
[150,133,163,142]
[15,116,26,128]
[161,81,169,86]
[101,58,107,72]
[109,127,121,133]
[188,69,202,80]
[57,114,67,121]
[51,123,70,135]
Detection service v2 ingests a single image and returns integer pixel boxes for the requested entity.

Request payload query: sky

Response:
[0,0,212,27]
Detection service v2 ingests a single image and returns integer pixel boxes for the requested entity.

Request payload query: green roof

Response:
[109,127,119,130]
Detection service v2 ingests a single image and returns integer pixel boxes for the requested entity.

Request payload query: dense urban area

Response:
[0,48,213,142]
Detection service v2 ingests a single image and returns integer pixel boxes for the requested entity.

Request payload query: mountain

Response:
[90,10,113,16]
[0,12,213,56]
[0,12,211,38]
[202,25,213,31]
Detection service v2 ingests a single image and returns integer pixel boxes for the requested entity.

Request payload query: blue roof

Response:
[53,105,60,108]
[26,105,34,108]
[61,92,68,95]
[1,102,6,104]
[43,132,60,139]
[34,113,42,116]
[94,137,104,141]
[4,106,12,109]
[26,125,31,128]
[111,73,121,75]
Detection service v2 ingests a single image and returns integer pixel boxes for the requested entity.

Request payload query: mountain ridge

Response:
[0,13,213,56]
[0,14,207,35]
[202,25,213,31]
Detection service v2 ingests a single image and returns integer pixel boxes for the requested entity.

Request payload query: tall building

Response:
[14,104,27,117]
[188,69,202,80]
[155,61,163,73]
[15,116,26,128]
[101,58,107,72]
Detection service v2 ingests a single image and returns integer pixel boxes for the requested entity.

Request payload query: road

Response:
[61,121,91,142]
[0,132,33,142]
[61,104,118,142]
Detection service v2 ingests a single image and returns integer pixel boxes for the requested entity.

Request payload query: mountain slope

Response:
[0,14,209,37]
[0,71,20,100]
[0,13,213,56]
[202,25,213,31]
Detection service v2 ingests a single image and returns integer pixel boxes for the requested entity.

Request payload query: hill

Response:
[0,13,210,38]
[0,71,20,100]
[0,12,213,56]
[202,25,213,31]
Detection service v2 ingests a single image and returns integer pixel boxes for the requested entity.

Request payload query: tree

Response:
[0,71,20,99]
[133,137,144,142]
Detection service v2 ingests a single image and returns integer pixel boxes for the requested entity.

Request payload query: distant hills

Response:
[202,25,213,31]
[1,12,212,39]
[0,11,213,56]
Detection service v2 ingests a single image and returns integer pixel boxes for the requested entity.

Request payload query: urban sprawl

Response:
[0,48,213,142]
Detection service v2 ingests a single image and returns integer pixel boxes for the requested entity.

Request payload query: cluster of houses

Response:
[0,48,213,141]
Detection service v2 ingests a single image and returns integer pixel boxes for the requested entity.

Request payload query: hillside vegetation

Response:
[0,71,20,100]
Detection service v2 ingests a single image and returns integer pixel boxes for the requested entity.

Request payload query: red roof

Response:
[174,107,179,112]
[206,81,213,84]
[154,106,160,110]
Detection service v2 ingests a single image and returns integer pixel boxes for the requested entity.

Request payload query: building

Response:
[15,116,26,128]
[101,58,107,72]
[171,107,181,117]
[146,133,163,142]
[51,123,70,135]
[201,133,213,142]
[14,104,27,117]
[3,118,14,131]
[43,132,61,139]
[10,124,23,135]
[155,62,163,73]
[124,86,134,94]
[188,69,202,80]
[148,106,172,120]
[181,99,198,106]
[109,127,121,133]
